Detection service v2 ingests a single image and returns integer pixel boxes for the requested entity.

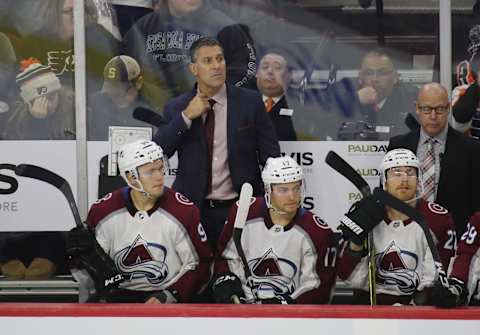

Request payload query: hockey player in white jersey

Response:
[81,140,212,303]
[337,149,455,305]
[212,156,337,304]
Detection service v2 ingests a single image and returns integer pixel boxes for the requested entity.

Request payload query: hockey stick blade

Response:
[133,107,166,128]
[324,150,376,305]
[233,183,253,229]
[14,164,83,228]
[325,151,371,197]
[372,188,449,289]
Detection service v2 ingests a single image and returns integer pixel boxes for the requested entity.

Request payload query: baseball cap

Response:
[101,55,141,96]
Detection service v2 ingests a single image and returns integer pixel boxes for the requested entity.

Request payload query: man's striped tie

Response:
[422,138,436,202]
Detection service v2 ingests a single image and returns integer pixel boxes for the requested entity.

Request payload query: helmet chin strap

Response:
[264,183,304,216]
[269,205,289,215]
[128,180,154,199]
[127,170,156,200]
[269,203,301,216]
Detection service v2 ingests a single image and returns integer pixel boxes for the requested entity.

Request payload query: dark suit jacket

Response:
[154,84,281,208]
[388,127,480,234]
[330,80,418,138]
[269,96,297,141]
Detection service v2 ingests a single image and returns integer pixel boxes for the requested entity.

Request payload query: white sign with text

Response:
[0,141,387,231]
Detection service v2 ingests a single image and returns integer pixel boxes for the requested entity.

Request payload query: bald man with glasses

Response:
[388,82,480,236]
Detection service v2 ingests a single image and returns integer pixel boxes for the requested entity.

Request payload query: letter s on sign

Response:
[0,164,18,195]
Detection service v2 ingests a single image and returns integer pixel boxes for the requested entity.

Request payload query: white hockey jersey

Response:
[215,197,337,304]
[86,187,212,301]
[338,200,455,304]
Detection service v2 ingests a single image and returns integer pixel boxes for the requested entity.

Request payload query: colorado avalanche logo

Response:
[115,235,169,286]
[375,241,420,295]
[428,203,448,215]
[313,215,329,229]
[175,192,194,205]
[247,248,297,298]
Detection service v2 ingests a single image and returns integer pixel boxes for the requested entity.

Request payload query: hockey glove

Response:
[66,226,95,256]
[339,195,385,245]
[211,272,245,304]
[67,227,124,295]
[432,277,469,308]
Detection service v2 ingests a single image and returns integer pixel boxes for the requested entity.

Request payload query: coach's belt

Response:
[204,198,237,208]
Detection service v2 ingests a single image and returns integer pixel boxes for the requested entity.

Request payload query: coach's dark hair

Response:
[189,37,223,63]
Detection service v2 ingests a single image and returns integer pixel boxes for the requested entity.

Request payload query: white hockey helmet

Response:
[118,139,165,193]
[380,148,423,196]
[262,156,305,209]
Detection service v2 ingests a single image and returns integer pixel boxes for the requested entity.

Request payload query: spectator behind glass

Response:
[0,32,18,139]
[327,49,418,140]
[88,55,157,141]
[450,25,480,139]
[123,0,257,109]
[0,232,67,280]
[256,51,297,141]
[2,58,75,140]
[13,0,119,95]
[110,0,153,37]
[210,0,275,49]
[0,0,52,38]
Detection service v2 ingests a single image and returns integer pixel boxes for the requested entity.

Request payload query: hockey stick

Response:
[14,164,83,228]
[133,107,166,128]
[373,188,450,290]
[233,182,255,302]
[14,164,125,294]
[325,151,371,197]
[325,151,376,305]
[325,152,450,296]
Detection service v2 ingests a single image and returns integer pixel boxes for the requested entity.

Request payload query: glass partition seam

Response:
[73,0,88,220]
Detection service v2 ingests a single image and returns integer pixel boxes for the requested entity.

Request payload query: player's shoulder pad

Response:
[312,214,332,230]
[296,209,332,231]
[227,196,261,224]
[305,211,332,231]
[87,189,125,228]
[419,200,453,230]
[424,201,449,216]
[241,196,263,221]
[469,211,480,226]
[161,188,200,224]
[296,211,335,247]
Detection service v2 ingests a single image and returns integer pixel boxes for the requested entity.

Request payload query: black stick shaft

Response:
[14,164,83,228]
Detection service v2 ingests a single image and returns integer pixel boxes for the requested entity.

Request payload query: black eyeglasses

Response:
[417,105,449,115]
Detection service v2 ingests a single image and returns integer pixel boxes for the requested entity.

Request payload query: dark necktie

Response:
[422,138,436,202]
[204,99,216,194]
